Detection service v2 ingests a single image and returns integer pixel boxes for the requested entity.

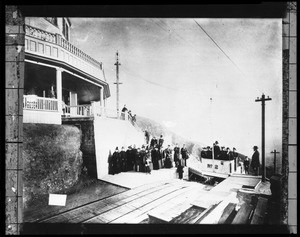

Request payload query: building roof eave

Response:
[25,52,111,99]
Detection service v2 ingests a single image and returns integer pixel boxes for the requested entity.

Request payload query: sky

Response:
[70,18,282,165]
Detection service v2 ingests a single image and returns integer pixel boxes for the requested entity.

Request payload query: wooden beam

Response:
[250,197,268,224]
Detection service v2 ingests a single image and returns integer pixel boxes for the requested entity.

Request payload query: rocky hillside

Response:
[134,115,205,157]
[23,124,83,208]
[135,115,247,162]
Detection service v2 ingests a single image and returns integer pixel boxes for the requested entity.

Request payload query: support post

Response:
[255,93,272,182]
[114,51,122,118]
[99,86,103,106]
[271,149,280,174]
[56,68,63,113]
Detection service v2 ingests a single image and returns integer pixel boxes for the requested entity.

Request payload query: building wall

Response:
[25,17,69,41]
[94,117,145,179]
[23,110,61,124]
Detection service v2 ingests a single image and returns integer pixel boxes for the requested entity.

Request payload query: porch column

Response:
[56,68,63,113]
[99,86,104,106]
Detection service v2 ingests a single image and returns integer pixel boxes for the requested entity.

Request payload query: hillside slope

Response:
[134,115,205,157]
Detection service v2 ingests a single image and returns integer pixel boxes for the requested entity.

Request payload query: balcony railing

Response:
[25,25,103,80]
[23,96,137,126]
[23,95,58,111]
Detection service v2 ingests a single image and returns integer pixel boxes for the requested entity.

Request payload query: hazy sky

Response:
[70,18,282,162]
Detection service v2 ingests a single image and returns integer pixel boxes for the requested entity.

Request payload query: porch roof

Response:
[25,52,110,99]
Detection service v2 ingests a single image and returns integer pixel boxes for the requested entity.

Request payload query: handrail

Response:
[23,95,58,111]
[25,24,102,70]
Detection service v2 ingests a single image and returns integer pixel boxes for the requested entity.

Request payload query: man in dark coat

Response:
[251,146,260,175]
[151,146,160,170]
[150,136,158,149]
[121,105,128,120]
[144,130,150,145]
[219,147,227,160]
[131,144,138,171]
[108,150,114,175]
[201,147,208,158]
[158,135,164,150]
[173,143,180,166]
[112,147,120,174]
[176,160,184,179]
[164,145,173,168]
[213,141,221,159]
[126,146,132,171]
[206,146,212,159]
[139,146,147,172]
[181,144,189,166]
[120,146,127,172]
[136,148,142,172]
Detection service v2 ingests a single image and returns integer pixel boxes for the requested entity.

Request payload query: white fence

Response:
[23,95,58,111]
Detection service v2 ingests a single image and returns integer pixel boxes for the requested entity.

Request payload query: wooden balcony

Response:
[25,25,104,81]
[23,95,136,126]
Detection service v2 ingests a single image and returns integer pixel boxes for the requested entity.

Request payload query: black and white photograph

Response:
[4,3,297,235]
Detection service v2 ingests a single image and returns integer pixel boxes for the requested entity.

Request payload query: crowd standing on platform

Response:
[108,134,190,178]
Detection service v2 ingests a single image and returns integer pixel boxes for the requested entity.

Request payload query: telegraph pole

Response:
[114,51,122,117]
[271,149,280,174]
[255,93,272,182]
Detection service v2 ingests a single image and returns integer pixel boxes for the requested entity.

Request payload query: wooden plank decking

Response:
[37,171,271,225]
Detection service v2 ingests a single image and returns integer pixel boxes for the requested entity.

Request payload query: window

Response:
[45,17,58,26]
[62,18,69,41]
[207,164,212,168]
[215,165,218,169]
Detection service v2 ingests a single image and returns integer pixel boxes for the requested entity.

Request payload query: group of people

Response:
[200,141,238,161]
[108,134,190,179]
[121,105,136,124]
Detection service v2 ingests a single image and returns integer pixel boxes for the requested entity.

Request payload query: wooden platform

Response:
[38,171,271,225]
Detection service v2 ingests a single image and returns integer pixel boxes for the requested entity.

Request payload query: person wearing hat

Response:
[206,146,212,159]
[151,145,160,170]
[164,145,173,168]
[219,146,226,160]
[251,146,260,175]
[120,146,127,172]
[213,141,221,159]
[201,147,208,159]
[112,147,120,174]
[173,143,180,167]
[158,135,164,150]
[180,144,189,166]
[126,146,132,171]
[144,130,150,145]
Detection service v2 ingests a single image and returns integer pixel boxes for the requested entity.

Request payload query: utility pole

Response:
[255,93,272,182]
[114,51,122,117]
[271,149,280,174]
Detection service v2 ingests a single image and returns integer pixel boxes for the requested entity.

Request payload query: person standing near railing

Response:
[121,105,128,120]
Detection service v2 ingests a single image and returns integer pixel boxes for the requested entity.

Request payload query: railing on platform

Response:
[23,96,137,125]
[64,104,93,117]
[25,25,103,80]
[23,95,58,111]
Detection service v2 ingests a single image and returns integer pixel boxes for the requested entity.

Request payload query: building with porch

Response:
[23,17,145,179]
[24,17,110,124]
